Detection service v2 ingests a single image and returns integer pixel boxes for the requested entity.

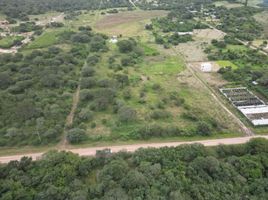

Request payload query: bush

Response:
[78,108,93,121]
[80,89,94,101]
[150,110,172,120]
[81,66,95,77]
[80,77,96,89]
[66,128,86,144]
[196,121,212,136]
[87,54,100,66]
[121,56,136,66]
[117,39,136,53]
[118,106,137,122]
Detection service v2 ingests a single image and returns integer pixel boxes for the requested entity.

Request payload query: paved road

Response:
[0,135,268,163]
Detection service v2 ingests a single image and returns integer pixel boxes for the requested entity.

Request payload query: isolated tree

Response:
[118,106,137,122]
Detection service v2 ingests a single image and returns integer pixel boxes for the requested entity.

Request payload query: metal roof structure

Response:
[220,87,268,126]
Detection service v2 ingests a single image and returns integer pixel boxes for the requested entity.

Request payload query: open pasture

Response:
[94,10,167,37]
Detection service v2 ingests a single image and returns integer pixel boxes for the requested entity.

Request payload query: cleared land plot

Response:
[175,29,226,62]
[94,10,167,37]
[25,30,62,49]
[190,61,228,88]
[29,12,64,26]
[175,41,208,62]
[193,29,226,41]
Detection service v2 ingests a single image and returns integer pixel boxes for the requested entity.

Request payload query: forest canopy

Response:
[0,138,268,199]
[0,0,130,19]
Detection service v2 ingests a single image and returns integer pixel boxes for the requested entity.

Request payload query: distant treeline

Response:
[0,0,130,19]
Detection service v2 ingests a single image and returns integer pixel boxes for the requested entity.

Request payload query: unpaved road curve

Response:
[0,135,267,163]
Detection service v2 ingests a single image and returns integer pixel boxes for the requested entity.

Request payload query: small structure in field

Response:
[200,62,212,72]
[109,36,118,43]
[178,32,193,36]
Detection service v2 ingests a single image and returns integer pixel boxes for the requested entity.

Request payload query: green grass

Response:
[0,36,24,49]
[217,60,238,69]
[26,30,61,49]
[140,43,159,56]
[142,56,185,75]
[226,44,247,52]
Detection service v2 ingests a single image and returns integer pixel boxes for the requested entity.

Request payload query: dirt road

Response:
[0,135,267,163]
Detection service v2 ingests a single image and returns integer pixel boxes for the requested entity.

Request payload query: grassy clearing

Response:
[217,60,238,69]
[226,44,248,51]
[140,43,159,56]
[254,11,268,38]
[94,10,167,37]
[0,36,24,48]
[25,30,62,49]
[142,56,184,75]
[214,1,243,8]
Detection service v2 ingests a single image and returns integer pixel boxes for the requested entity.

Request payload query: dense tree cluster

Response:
[137,0,213,10]
[0,138,268,199]
[149,7,207,47]
[214,6,263,41]
[0,0,131,20]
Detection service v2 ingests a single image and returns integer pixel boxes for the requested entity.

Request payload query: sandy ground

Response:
[190,61,228,88]
[0,135,267,163]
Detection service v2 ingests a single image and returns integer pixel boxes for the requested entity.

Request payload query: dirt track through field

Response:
[0,135,267,163]
[171,46,254,136]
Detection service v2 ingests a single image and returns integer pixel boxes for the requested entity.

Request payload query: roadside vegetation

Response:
[0,138,268,199]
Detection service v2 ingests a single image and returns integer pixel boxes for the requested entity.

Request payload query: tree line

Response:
[0,138,267,199]
[0,0,130,20]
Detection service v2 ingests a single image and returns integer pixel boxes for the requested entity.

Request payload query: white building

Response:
[109,36,118,43]
[201,62,212,72]
[178,32,193,36]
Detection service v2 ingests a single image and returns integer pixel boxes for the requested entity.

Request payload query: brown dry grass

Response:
[94,10,167,37]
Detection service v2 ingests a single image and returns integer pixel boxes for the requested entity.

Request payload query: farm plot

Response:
[220,87,268,126]
[94,10,167,37]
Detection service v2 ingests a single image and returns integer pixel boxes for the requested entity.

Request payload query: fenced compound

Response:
[220,87,268,126]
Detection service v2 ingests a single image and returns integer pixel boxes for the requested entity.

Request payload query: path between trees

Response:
[59,85,81,148]
[0,135,268,163]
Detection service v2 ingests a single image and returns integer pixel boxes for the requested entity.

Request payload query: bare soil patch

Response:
[190,62,228,88]
[194,29,226,41]
[175,41,208,62]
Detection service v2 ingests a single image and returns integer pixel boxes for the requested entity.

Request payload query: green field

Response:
[217,60,238,69]
[0,36,24,49]
[25,30,62,49]
[142,56,184,75]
